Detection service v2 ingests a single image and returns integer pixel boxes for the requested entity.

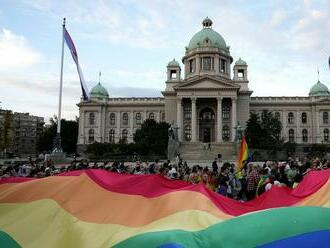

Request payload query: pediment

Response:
[174,76,239,90]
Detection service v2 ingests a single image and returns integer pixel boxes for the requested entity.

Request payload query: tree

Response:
[134,119,170,156]
[37,117,78,153]
[245,111,282,150]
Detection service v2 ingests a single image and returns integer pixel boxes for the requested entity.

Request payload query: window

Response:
[184,106,191,120]
[301,112,307,124]
[109,129,115,143]
[323,112,329,124]
[136,113,142,125]
[110,113,116,125]
[222,105,230,120]
[184,125,191,141]
[122,113,128,125]
[88,129,95,143]
[202,57,212,70]
[220,59,226,73]
[302,129,308,143]
[222,125,230,141]
[324,129,329,142]
[170,70,177,79]
[122,129,128,143]
[288,112,294,124]
[289,129,294,143]
[89,113,95,125]
[149,112,155,120]
[237,69,244,79]
[161,112,165,122]
[275,112,280,120]
[189,59,195,73]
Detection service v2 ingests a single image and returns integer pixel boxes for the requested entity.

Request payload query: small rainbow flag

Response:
[237,135,248,170]
[1,169,330,247]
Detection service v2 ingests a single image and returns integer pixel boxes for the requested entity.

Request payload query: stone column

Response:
[315,108,320,143]
[98,107,102,142]
[130,111,134,143]
[177,97,183,142]
[296,111,300,143]
[116,112,121,143]
[217,97,223,142]
[191,97,197,142]
[79,110,85,144]
[231,97,237,142]
[282,111,286,141]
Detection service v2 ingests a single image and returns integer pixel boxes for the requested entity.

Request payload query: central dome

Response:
[309,80,330,97]
[187,17,228,52]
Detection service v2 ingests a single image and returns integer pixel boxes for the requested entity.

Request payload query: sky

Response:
[0,0,329,122]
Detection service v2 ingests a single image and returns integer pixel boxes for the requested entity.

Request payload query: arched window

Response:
[301,112,307,124]
[135,113,141,125]
[222,105,230,120]
[109,129,115,143]
[148,112,155,120]
[122,113,128,125]
[323,112,329,124]
[302,129,308,143]
[184,106,191,120]
[288,112,294,124]
[274,112,280,120]
[122,129,128,143]
[89,113,95,125]
[184,125,191,141]
[324,129,329,142]
[110,113,116,125]
[289,129,294,143]
[88,129,94,143]
[222,125,230,141]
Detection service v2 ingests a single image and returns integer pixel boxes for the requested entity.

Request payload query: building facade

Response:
[0,110,44,157]
[77,18,330,158]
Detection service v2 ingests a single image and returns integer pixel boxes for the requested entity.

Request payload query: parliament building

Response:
[77,18,330,160]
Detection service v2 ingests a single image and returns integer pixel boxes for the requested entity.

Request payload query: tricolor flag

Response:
[64,27,90,101]
[237,135,248,171]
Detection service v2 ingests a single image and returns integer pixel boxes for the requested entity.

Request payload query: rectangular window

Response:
[220,59,226,73]
[189,59,195,73]
[238,69,244,79]
[202,57,212,70]
[170,70,177,79]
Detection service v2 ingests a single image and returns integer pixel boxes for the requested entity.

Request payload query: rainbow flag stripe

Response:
[0,169,330,247]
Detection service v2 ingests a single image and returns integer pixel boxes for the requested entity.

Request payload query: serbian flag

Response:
[64,27,90,101]
[237,135,248,171]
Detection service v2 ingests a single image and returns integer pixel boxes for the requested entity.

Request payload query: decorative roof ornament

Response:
[202,17,213,28]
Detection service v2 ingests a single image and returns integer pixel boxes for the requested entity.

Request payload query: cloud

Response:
[0,29,41,68]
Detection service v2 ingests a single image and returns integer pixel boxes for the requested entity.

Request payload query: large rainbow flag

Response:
[1,169,330,247]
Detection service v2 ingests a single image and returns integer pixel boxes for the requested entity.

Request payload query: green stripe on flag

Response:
[114,206,330,248]
[0,231,21,248]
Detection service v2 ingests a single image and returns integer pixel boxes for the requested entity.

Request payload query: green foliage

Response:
[37,117,78,153]
[245,110,283,150]
[308,144,329,158]
[86,119,170,159]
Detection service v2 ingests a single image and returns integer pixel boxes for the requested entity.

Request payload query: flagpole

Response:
[53,18,66,153]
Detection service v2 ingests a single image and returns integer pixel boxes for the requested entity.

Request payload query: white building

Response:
[77,18,330,159]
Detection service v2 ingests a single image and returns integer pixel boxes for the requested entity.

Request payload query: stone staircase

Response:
[178,142,236,163]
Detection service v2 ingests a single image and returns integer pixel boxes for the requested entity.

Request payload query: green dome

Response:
[90,83,109,98]
[309,80,330,96]
[187,18,228,52]
[235,57,247,66]
[167,58,180,67]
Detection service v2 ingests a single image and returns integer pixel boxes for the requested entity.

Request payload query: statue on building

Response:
[168,122,179,161]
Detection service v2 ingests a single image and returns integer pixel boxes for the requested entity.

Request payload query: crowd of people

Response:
[0,155,329,201]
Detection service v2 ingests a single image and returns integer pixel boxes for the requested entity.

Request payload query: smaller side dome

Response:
[309,80,330,97]
[235,57,247,66]
[90,82,109,98]
[167,58,180,67]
